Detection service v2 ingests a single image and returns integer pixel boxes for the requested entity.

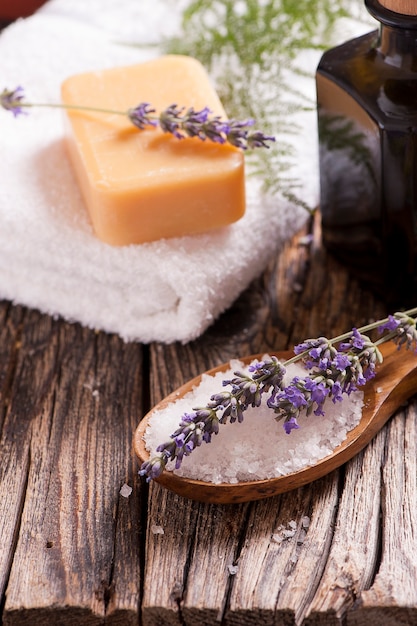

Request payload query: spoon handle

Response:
[359,341,417,441]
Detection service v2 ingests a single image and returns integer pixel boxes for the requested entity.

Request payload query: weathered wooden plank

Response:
[143,489,252,626]
[1,313,144,625]
[347,402,417,626]
[181,501,252,625]
[141,485,200,626]
[224,475,339,626]
[303,430,386,625]
[0,303,27,597]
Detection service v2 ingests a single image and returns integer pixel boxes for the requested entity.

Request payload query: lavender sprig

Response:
[0,86,25,117]
[268,329,382,431]
[139,356,286,481]
[139,307,417,482]
[1,86,275,150]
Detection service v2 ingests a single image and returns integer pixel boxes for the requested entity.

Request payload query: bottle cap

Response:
[379,0,417,14]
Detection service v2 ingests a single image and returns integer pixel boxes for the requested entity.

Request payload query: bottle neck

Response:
[366,0,417,68]
[379,23,417,68]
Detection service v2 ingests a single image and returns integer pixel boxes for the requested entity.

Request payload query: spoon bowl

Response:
[134,342,417,504]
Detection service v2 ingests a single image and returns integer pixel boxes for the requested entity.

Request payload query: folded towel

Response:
[0,0,371,343]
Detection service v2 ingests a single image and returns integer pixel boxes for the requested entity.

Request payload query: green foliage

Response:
[165,0,354,203]
[170,0,348,67]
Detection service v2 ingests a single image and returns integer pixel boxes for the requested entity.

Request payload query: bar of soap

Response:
[61,55,246,246]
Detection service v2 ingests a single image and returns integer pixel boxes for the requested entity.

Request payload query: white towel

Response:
[0,0,372,343]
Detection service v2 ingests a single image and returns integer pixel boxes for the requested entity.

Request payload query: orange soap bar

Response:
[61,55,246,246]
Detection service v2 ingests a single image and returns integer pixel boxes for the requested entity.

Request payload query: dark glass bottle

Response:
[316,0,417,308]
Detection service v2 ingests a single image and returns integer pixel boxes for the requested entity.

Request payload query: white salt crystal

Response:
[272,520,301,543]
[228,565,239,575]
[119,483,132,498]
[144,357,364,484]
[297,529,307,545]
[151,524,164,535]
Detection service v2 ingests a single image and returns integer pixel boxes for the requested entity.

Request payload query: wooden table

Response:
[1,210,416,626]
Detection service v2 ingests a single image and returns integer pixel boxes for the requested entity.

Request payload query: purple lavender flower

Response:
[330,380,343,403]
[339,328,366,351]
[0,86,26,117]
[294,338,324,355]
[225,118,255,149]
[138,454,169,482]
[280,379,309,409]
[268,374,330,423]
[378,315,400,333]
[388,312,417,351]
[201,117,229,144]
[154,407,218,472]
[247,130,276,150]
[127,102,157,129]
[181,106,210,139]
[158,104,185,139]
[294,337,338,371]
[283,416,300,434]
[304,379,330,416]
[352,328,366,349]
[333,353,351,372]
[186,107,219,139]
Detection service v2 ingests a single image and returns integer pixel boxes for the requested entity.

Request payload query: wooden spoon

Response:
[134,342,417,504]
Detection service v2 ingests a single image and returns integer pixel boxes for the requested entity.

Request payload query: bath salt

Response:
[143,357,364,484]
[119,483,133,498]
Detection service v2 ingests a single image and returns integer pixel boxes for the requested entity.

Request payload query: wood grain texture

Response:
[304,431,386,625]
[0,304,27,600]
[348,403,417,626]
[1,310,144,625]
[224,475,339,626]
[2,210,417,625]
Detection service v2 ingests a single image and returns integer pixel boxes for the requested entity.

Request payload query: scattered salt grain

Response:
[228,565,239,575]
[298,234,314,246]
[120,483,132,498]
[272,517,310,547]
[143,357,364,484]
[151,524,164,535]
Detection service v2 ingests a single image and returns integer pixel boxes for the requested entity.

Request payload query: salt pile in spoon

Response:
[143,357,364,484]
